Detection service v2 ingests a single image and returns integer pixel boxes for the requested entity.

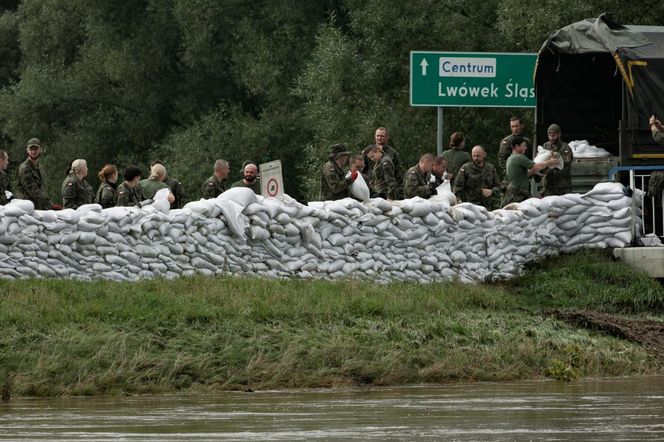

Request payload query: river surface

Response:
[1,376,663,441]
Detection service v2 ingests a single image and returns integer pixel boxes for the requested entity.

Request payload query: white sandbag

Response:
[216,199,247,239]
[533,146,564,170]
[219,187,257,209]
[9,199,35,214]
[436,180,457,205]
[344,172,370,201]
[569,140,611,158]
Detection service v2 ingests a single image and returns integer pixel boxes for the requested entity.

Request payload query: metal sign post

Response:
[437,107,443,155]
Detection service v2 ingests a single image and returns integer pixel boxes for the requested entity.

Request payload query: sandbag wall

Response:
[0,183,639,283]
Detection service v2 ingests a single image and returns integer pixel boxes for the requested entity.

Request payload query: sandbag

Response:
[344,172,370,201]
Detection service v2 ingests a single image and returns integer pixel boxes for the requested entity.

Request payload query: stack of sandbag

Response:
[0,182,637,283]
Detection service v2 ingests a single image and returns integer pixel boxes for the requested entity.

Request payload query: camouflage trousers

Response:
[501,186,531,207]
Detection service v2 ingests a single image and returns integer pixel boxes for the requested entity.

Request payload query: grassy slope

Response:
[1,250,663,397]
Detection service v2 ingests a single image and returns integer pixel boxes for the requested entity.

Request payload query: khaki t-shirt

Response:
[505,153,534,192]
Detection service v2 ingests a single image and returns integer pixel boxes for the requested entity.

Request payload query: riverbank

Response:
[1,249,663,397]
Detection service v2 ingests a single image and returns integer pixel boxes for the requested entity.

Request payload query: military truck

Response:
[534,13,664,192]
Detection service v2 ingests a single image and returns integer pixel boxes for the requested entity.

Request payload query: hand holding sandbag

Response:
[350,171,358,182]
[345,171,370,201]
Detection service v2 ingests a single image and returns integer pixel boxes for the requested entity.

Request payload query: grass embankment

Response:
[1,249,663,397]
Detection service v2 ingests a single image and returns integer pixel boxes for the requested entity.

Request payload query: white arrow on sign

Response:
[420,58,428,76]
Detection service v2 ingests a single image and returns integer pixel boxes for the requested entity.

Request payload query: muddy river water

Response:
[1,376,663,441]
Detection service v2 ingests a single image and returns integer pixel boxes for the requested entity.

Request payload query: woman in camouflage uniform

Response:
[61,159,94,209]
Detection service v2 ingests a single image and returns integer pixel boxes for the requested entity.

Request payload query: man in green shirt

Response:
[502,136,559,206]
[231,162,261,194]
[498,116,532,181]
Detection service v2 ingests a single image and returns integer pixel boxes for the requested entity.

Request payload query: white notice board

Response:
[259,160,284,198]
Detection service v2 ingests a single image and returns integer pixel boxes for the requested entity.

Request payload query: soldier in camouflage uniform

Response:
[367,147,398,199]
[96,164,118,208]
[441,132,470,182]
[116,165,146,207]
[17,138,54,210]
[62,159,94,209]
[0,150,12,205]
[320,144,357,200]
[650,115,664,144]
[404,153,436,199]
[361,127,403,199]
[502,137,559,206]
[541,124,573,196]
[201,159,230,199]
[453,145,501,210]
[498,116,532,182]
[431,156,449,187]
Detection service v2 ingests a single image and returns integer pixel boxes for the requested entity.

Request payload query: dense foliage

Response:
[0,1,662,201]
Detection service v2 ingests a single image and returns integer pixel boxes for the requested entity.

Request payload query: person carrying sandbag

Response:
[319,144,358,201]
[404,154,436,199]
[540,124,573,196]
[502,136,559,206]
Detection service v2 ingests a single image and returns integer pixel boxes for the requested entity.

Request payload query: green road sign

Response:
[410,51,537,108]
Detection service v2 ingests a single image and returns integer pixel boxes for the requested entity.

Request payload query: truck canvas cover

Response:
[535,13,664,158]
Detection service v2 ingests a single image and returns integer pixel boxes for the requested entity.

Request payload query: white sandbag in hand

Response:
[345,172,370,201]
[436,180,457,205]
[534,146,564,170]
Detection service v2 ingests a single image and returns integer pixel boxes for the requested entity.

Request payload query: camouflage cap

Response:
[547,124,561,134]
[27,138,41,148]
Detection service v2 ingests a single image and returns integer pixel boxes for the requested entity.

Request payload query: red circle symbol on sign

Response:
[266,177,279,196]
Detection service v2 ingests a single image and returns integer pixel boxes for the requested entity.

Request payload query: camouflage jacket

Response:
[541,140,573,196]
[0,170,12,205]
[95,182,117,208]
[654,128,664,145]
[62,174,94,209]
[370,156,398,200]
[403,165,432,199]
[362,144,403,198]
[115,182,145,207]
[17,159,53,210]
[319,160,350,201]
[201,175,227,199]
[453,161,501,209]
[165,176,187,209]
